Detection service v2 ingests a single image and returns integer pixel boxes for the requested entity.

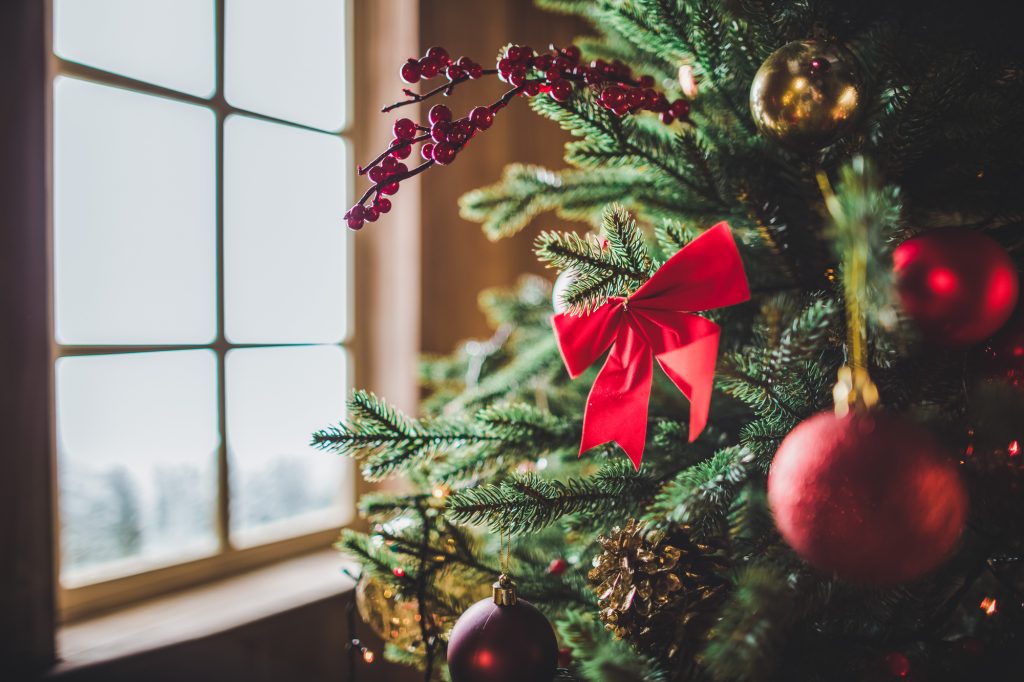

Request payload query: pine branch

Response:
[702,563,797,682]
[446,462,653,534]
[643,446,757,536]
[556,610,669,682]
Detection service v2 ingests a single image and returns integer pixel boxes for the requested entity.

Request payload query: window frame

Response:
[48,0,362,622]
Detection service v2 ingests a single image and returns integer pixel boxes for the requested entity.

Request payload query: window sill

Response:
[52,549,356,674]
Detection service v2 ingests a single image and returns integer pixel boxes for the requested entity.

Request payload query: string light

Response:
[980,597,998,616]
[362,649,375,664]
[1008,440,1020,457]
[393,567,406,578]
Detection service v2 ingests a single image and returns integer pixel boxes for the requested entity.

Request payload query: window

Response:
[51,0,355,620]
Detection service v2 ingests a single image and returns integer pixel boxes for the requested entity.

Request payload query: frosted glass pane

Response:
[224,115,348,344]
[225,0,347,130]
[227,346,352,547]
[54,0,216,98]
[57,350,220,585]
[54,77,217,345]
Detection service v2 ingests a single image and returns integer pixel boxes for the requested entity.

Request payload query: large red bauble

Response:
[446,597,558,682]
[768,411,968,585]
[893,228,1019,346]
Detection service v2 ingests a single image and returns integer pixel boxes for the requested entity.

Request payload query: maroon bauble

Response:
[893,229,1019,346]
[446,597,558,682]
[768,411,968,585]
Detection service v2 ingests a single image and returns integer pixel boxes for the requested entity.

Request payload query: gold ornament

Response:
[749,40,863,151]
[356,574,426,652]
[588,519,728,662]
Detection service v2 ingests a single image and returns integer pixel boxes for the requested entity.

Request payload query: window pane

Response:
[53,77,217,345]
[57,350,220,586]
[225,0,347,131]
[226,346,352,547]
[224,115,348,344]
[54,0,216,98]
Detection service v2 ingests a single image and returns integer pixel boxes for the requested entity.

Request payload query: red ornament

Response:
[553,223,750,469]
[446,595,558,682]
[893,229,1019,346]
[768,411,968,585]
[558,647,572,668]
[546,558,568,576]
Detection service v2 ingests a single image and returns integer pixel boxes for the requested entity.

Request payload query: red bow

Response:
[553,222,750,469]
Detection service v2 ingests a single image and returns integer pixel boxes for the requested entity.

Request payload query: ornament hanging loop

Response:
[817,168,880,417]
[493,530,518,605]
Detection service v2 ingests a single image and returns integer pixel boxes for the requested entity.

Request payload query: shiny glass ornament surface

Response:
[894,228,1019,346]
[749,40,862,150]
[768,411,967,585]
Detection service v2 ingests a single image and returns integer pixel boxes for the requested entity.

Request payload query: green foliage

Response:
[446,460,653,534]
[537,204,654,313]
[702,563,797,681]
[557,610,668,682]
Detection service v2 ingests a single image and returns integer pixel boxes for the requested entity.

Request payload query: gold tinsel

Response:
[588,519,728,660]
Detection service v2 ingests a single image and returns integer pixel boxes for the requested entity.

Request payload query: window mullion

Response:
[214,0,231,554]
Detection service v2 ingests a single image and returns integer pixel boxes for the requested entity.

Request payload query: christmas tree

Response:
[320,1,1024,680]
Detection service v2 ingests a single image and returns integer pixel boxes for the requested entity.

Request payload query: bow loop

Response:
[551,222,749,468]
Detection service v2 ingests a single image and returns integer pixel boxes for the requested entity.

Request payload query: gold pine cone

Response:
[588,519,728,661]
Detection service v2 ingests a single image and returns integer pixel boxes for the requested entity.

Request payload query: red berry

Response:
[545,68,562,83]
[612,103,629,116]
[368,166,386,183]
[627,88,645,109]
[393,118,417,140]
[347,216,364,230]
[884,652,910,678]
[583,68,602,86]
[642,88,658,109]
[392,567,406,578]
[535,54,553,71]
[469,106,494,130]
[509,65,528,86]
[446,65,465,80]
[670,99,691,118]
[348,204,365,221]
[519,45,535,60]
[392,162,409,176]
[561,45,581,62]
[457,56,473,68]
[380,181,399,195]
[374,197,392,214]
[600,85,625,107]
[660,110,675,124]
[400,59,421,84]
[506,45,525,62]
[390,142,411,159]
[652,94,670,112]
[497,57,512,73]
[420,142,435,160]
[430,121,450,144]
[549,79,572,102]
[467,64,483,79]
[429,104,452,125]
[446,125,468,146]
[381,155,398,171]
[524,81,541,97]
[639,74,655,88]
[425,46,449,65]
[363,205,379,222]
[546,558,569,576]
[418,57,439,79]
[552,56,570,72]
[431,142,457,165]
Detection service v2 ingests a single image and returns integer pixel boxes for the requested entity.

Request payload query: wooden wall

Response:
[417,0,589,353]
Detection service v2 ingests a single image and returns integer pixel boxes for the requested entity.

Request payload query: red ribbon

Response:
[553,222,750,469]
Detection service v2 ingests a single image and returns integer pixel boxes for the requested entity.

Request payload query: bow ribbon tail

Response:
[634,310,722,443]
[579,323,653,470]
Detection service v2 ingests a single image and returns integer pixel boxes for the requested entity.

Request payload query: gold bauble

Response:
[355,575,426,652]
[749,40,863,150]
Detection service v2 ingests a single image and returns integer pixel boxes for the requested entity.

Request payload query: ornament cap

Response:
[492,574,518,606]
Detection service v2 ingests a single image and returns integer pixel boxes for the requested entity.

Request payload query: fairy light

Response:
[1008,440,1020,457]
[432,485,449,499]
[362,649,375,664]
[980,597,998,616]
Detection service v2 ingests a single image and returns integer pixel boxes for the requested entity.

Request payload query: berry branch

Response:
[344,43,693,231]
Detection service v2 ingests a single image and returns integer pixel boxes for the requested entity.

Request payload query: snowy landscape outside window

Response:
[50,0,355,619]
